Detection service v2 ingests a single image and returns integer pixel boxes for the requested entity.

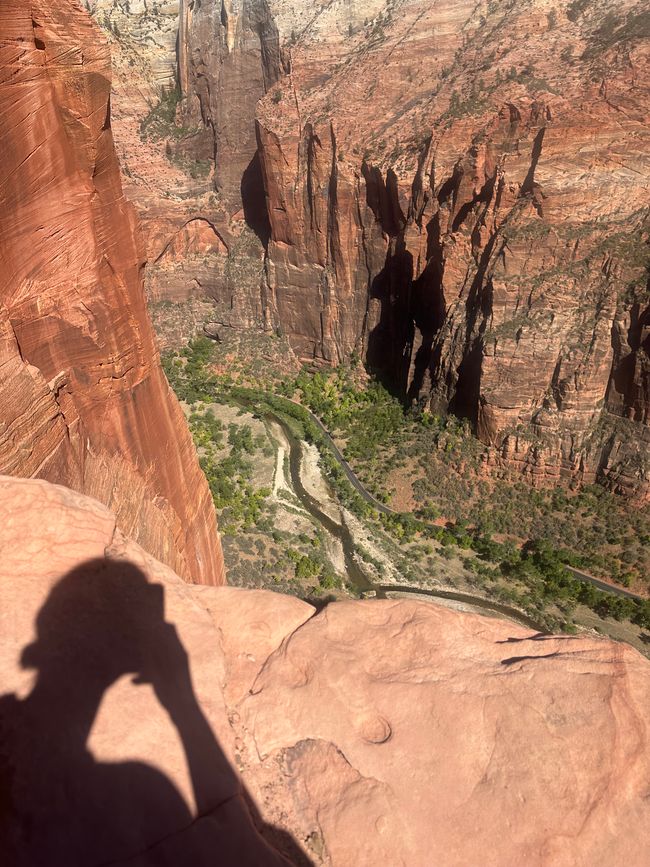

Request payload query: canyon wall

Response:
[254,0,650,498]
[0,0,224,584]
[179,0,281,216]
[88,0,272,328]
[92,0,650,499]
[2,474,650,865]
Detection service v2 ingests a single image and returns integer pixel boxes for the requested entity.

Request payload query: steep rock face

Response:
[0,1,224,584]
[2,475,650,865]
[253,0,650,497]
[179,0,281,216]
[92,0,650,497]
[88,0,179,92]
[88,0,272,326]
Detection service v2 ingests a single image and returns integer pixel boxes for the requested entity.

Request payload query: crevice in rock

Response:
[452,174,496,233]
[406,256,446,404]
[361,162,402,238]
[448,231,500,424]
[436,161,463,209]
[520,127,545,195]
[153,218,230,264]
[606,291,650,423]
[366,241,414,397]
[500,651,560,666]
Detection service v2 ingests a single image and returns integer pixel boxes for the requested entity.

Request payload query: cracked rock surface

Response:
[0,1,223,584]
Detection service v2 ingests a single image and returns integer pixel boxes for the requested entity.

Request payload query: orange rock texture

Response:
[2,474,650,865]
[112,0,649,498]
[254,0,650,498]
[88,1,271,328]
[0,1,224,584]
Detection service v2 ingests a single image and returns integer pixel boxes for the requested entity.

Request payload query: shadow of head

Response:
[1,557,313,866]
[20,558,166,688]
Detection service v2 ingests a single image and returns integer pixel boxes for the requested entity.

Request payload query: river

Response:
[265,411,548,633]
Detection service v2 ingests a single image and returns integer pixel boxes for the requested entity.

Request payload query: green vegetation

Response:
[137,88,212,177]
[567,0,593,22]
[139,83,203,146]
[164,337,345,599]
[165,146,212,179]
[443,88,489,122]
[286,546,340,589]
[191,409,270,534]
[583,10,650,56]
[140,85,184,140]
[161,337,650,639]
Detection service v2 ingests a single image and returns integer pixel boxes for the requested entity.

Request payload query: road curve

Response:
[287,401,648,603]
[246,394,647,605]
[565,567,644,601]
[287,398,398,516]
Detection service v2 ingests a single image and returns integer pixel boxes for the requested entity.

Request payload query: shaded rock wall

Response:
[253,0,650,498]
[179,0,281,217]
[0,0,224,584]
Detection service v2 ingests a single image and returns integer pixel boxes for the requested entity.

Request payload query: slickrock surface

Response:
[2,475,650,866]
[0,1,223,583]
[0,476,286,865]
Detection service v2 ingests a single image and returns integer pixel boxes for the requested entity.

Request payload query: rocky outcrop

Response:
[253,0,650,498]
[0,1,224,584]
[87,0,273,325]
[179,0,281,216]
[2,474,650,865]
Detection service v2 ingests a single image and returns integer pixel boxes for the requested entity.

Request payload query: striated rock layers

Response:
[2,474,650,865]
[157,0,650,498]
[179,0,282,217]
[88,1,272,328]
[0,1,224,584]
[254,0,650,498]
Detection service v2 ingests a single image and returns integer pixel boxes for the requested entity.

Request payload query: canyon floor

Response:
[154,307,650,658]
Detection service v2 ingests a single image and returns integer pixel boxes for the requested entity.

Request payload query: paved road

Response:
[289,399,398,516]
[565,567,644,601]
[287,400,648,604]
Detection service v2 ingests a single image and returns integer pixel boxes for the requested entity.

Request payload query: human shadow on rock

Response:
[0,557,311,867]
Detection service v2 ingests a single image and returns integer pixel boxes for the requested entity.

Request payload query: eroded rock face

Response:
[180,0,281,216]
[94,0,650,499]
[0,1,224,584]
[88,1,273,326]
[253,0,650,498]
[2,475,650,865]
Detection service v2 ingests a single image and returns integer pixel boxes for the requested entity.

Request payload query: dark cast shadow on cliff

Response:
[366,243,415,399]
[241,151,272,248]
[0,557,312,867]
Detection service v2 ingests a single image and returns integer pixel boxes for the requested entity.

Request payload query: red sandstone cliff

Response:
[0,1,224,584]
[89,1,650,499]
[254,0,650,498]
